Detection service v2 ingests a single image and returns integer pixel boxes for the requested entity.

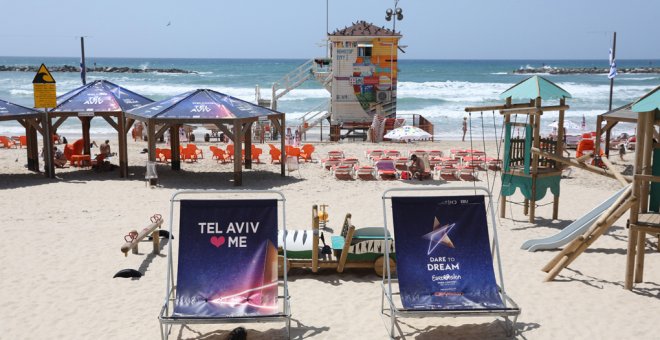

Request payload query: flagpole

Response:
[80,36,87,85]
[608,31,616,111]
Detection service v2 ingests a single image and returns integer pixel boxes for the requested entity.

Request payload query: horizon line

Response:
[1,55,659,62]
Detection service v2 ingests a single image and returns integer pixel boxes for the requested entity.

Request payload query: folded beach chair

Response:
[376,159,398,180]
[380,187,520,338]
[159,191,291,339]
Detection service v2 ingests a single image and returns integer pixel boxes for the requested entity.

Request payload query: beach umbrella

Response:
[0,99,44,172]
[548,120,582,130]
[383,125,432,141]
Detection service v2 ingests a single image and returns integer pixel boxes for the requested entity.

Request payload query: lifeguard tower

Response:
[466,76,571,222]
[255,21,433,142]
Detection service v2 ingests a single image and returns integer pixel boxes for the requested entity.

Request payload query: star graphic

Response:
[422,217,456,255]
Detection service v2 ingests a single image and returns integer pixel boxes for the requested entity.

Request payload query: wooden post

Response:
[595,114,602,156]
[81,116,91,156]
[500,97,512,218]
[26,121,39,172]
[245,121,253,169]
[170,125,181,171]
[625,111,647,289]
[523,199,529,216]
[641,111,654,213]
[280,114,286,176]
[553,194,559,220]
[529,97,542,223]
[312,205,319,273]
[557,98,566,159]
[42,111,55,178]
[147,121,157,186]
[152,230,160,255]
[337,225,356,273]
[118,113,128,178]
[233,121,242,186]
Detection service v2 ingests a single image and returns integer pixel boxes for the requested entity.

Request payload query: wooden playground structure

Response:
[279,205,395,276]
[540,86,660,290]
[465,76,571,222]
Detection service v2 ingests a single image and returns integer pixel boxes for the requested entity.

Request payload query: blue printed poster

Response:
[391,196,504,309]
[174,199,279,317]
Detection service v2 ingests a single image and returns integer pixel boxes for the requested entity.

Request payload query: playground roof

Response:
[0,98,40,120]
[499,76,572,101]
[600,102,637,123]
[632,85,660,113]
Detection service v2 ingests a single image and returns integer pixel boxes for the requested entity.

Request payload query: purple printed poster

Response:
[391,196,504,310]
[174,199,279,317]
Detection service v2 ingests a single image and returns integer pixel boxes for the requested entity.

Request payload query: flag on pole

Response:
[80,57,86,85]
[608,48,617,79]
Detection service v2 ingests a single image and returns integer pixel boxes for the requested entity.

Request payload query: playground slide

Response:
[520,185,630,252]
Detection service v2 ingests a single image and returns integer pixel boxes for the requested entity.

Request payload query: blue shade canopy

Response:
[126,89,283,121]
[632,86,660,113]
[0,98,40,120]
[499,76,572,100]
[53,80,153,113]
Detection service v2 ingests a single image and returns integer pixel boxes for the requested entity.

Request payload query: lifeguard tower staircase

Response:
[255,58,333,135]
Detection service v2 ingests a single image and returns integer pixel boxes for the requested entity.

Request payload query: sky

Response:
[1,0,658,60]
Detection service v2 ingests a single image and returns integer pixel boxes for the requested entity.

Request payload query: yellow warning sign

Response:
[32,64,57,108]
[32,64,56,84]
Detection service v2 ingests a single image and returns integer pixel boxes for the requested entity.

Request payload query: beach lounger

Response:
[380,187,520,338]
[332,164,355,180]
[322,157,342,170]
[384,150,401,159]
[435,165,460,181]
[394,157,408,171]
[356,165,377,180]
[376,159,398,180]
[366,149,384,162]
[458,166,480,181]
[159,190,291,339]
[428,150,443,158]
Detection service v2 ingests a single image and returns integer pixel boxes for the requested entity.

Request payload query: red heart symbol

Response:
[210,236,225,248]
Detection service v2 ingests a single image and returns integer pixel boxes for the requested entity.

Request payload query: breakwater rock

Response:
[513,66,660,75]
[0,65,195,74]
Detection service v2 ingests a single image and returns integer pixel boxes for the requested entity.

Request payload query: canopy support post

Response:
[170,125,181,171]
[233,121,243,186]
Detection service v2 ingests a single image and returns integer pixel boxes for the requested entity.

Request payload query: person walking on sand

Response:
[462,117,468,142]
[619,143,626,161]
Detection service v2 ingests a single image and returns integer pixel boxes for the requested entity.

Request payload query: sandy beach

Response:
[1,137,659,340]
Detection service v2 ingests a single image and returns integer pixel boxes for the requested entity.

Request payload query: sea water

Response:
[0,56,657,140]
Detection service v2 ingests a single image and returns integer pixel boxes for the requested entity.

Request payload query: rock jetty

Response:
[513,66,660,75]
[0,65,195,74]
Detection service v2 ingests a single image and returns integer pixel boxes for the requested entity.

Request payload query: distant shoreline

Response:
[514,66,660,75]
[0,65,194,74]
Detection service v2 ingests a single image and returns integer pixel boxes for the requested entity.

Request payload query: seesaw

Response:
[114,214,171,278]
[277,205,395,276]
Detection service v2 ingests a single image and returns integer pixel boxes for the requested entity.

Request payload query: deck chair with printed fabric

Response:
[380,187,520,339]
[159,190,291,339]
